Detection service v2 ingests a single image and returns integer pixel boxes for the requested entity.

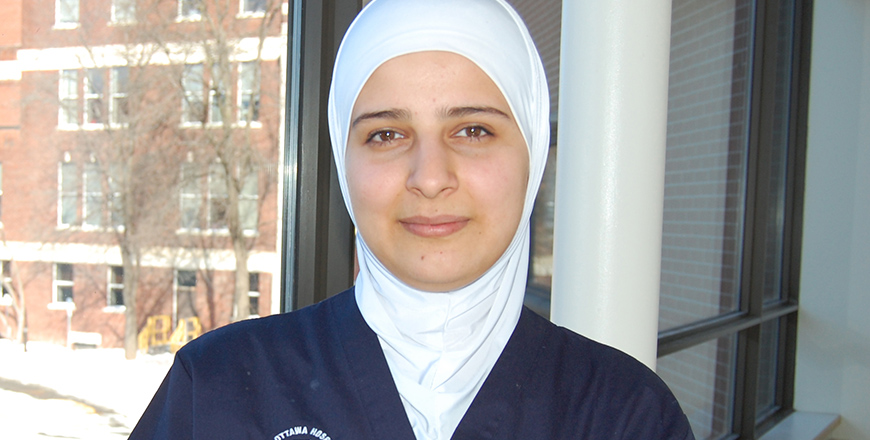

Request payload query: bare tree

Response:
[162,0,282,323]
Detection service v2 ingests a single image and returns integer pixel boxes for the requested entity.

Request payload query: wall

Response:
[795,1,870,438]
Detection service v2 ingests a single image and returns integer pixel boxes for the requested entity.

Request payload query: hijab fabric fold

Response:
[327,1,550,438]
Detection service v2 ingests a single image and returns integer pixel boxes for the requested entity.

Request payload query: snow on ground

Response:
[0,339,173,439]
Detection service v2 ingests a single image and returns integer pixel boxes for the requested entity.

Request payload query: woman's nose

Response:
[406,135,458,198]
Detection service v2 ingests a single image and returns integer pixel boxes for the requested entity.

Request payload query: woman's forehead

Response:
[350,51,515,121]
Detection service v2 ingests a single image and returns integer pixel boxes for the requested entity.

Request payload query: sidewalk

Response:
[0,339,173,439]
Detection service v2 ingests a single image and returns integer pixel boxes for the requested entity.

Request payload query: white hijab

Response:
[327,0,549,438]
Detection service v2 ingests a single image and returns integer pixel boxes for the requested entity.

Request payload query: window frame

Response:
[655,0,813,438]
[83,68,106,128]
[248,272,260,317]
[238,61,261,126]
[58,160,78,227]
[239,0,267,17]
[111,0,136,24]
[58,70,79,129]
[55,0,80,28]
[178,0,202,21]
[179,161,202,231]
[207,162,229,231]
[110,66,129,127]
[52,263,75,306]
[0,261,12,306]
[240,169,258,233]
[82,161,103,228]
[107,265,125,309]
[181,64,205,126]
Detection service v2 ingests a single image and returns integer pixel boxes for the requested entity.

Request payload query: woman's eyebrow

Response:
[442,106,510,119]
[351,108,411,127]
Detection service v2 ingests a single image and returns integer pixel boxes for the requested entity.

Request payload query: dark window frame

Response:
[658,0,813,438]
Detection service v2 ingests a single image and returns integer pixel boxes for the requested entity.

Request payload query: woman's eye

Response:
[456,126,491,139]
[368,130,404,143]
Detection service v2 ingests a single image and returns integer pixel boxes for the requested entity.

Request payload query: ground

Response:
[0,339,173,439]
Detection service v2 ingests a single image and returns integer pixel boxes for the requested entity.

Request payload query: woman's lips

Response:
[399,215,469,238]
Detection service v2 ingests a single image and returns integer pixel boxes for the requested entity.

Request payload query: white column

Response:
[550,0,672,369]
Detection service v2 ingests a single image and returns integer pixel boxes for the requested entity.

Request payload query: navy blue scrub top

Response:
[128,288,695,439]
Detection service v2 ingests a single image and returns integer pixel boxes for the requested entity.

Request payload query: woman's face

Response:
[346,51,529,292]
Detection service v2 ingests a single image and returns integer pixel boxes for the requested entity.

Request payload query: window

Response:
[108,168,124,228]
[59,161,78,226]
[110,67,129,126]
[209,64,227,125]
[179,0,202,20]
[240,170,258,232]
[108,266,124,307]
[111,0,136,23]
[53,263,74,303]
[83,162,103,227]
[56,0,79,27]
[84,69,105,126]
[59,70,78,127]
[180,161,201,230]
[175,269,197,323]
[655,0,808,438]
[207,163,228,230]
[238,62,260,124]
[1,261,12,306]
[182,64,205,125]
[241,0,266,15]
[248,272,260,317]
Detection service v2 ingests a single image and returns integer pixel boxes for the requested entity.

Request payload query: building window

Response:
[59,70,79,127]
[248,272,260,317]
[208,64,226,125]
[180,161,202,230]
[59,161,78,226]
[53,263,74,304]
[108,266,124,307]
[110,67,129,126]
[111,0,136,23]
[1,261,12,306]
[83,162,103,227]
[84,69,105,126]
[238,62,260,124]
[240,171,258,232]
[175,269,197,323]
[179,0,202,20]
[56,0,79,27]
[207,163,228,230]
[182,64,205,125]
[108,168,124,228]
[240,0,266,15]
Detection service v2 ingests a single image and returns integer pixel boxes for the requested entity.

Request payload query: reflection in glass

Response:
[658,335,737,439]
[659,0,754,331]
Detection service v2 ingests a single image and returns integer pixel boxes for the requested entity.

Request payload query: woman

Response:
[130,0,694,438]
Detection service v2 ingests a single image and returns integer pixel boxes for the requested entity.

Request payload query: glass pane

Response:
[503,0,562,308]
[762,1,795,303]
[658,334,738,439]
[58,263,74,281]
[756,319,781,420]
[530,147,557,289]
[659,0,754,331]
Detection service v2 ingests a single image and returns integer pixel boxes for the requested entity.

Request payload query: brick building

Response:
[0,0,287,350]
